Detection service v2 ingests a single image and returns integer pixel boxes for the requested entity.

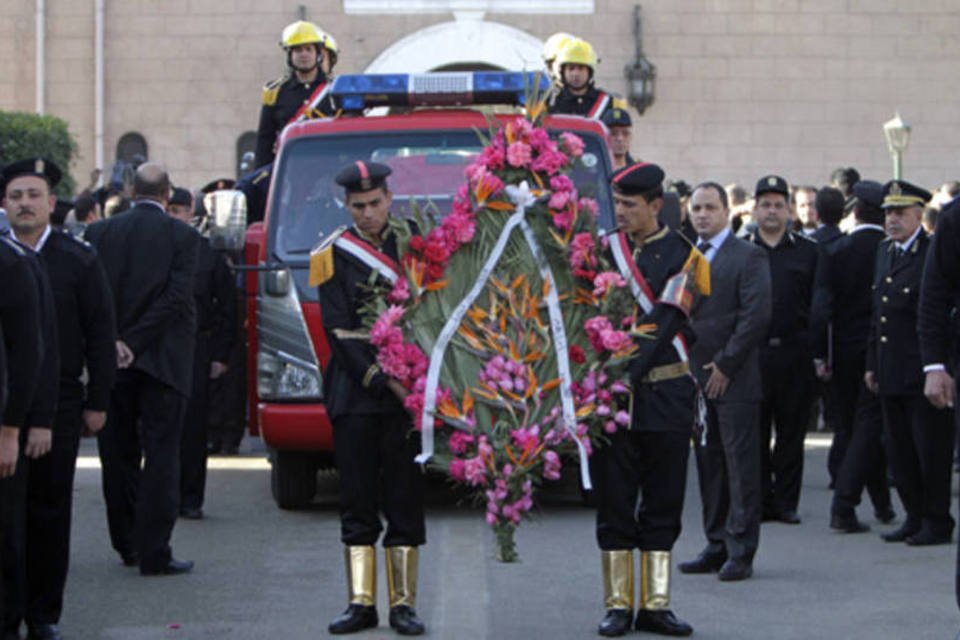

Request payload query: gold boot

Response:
[598,550,634,636]
[328,546,378,634]
[635,550,693,636]
[385,546,425,635]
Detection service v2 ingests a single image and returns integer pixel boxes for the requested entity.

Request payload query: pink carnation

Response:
[442,212,476,245]
[403,391,424,419]
[506,141,533,168]
[584,316,614,353]
[449,457,467,482]
[550,175,574,193]
[478,143,506,170]
[464,456,488,486]
[579,197,599,219]
[542,450,562,481]
[592,272,627,298]
[527,127,551,152]
[560,132,585,157]
[531,149,567,175]
[600,329,634,355]
[387,278,410,304]
[549,190,573,211]
[448,430,476,455]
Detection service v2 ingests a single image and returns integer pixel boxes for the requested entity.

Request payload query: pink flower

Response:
[560,132,585,157]
[477,436,494,460]
[478,144,506,170]
[615,410,631,426]
[549,175,574,193]
[531,149,567,175]
[600,329,634,355]
[549,190,573,211]
[448,430,476,455]
[449,458,467,482]
[579,197,599,219]
[387,278,410,304]
[485,511,499,526]
[527,127,551,152]
[610,380,629,394]
[441,212,476,245]
[403,392,424,419]
[604,420,617,434]
[553,209,575,234]
[506,141,533,168]
[464,456,487,486]
[592,272,627,298]
[542,450,562,481]
[584,316,614,353]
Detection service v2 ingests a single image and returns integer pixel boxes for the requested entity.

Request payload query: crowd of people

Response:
[2,20,960,640]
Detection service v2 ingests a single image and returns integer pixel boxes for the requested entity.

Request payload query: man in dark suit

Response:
[865,180,954,546]
[678,182,771,583]
[817,182,894,532]
[85,163,200,575]
[811,187,844,246]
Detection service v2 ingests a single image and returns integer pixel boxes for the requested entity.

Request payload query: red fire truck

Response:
[240,72,618,508]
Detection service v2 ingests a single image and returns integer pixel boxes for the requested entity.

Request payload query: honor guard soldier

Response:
[255,21,338,168]
[541,31,574,85]
[311,162,426,636]
[168,188,236,519]
[601,108,635,171]
[547,38,622,120]
[593,162,709,637]
[745,175,820,525]
[866,180,954,546]
[4,158,117,640]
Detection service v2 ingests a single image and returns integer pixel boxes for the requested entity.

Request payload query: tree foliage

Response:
[0,111,78,198]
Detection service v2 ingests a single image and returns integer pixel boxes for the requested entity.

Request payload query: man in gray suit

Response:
[678,182,772,581]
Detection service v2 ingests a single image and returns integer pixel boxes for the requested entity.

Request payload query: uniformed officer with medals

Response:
[593,162,709,637]
[310,161,426,636]
[866,180,955,546]
[547,38,622,120]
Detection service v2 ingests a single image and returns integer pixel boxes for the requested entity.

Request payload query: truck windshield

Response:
[268,128,615,297]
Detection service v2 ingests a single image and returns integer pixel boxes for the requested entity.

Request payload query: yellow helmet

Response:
[319,29,340,68]
[542,32,574,63]
[279,20,324,49]
[556,38,598,73]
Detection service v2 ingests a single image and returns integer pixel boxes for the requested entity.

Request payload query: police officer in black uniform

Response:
[593,162,709,638]
[255,21,338,167]
[821,181,894,532]
[866,180,954,546]
[168,188,236,518]
[601,108,635,171]
[4,158,117,640]
[0,159,61,640]
[745,175,820,525]
[312,161,426,636]
[547,38,619,120]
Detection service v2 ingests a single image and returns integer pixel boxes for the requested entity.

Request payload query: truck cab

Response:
[243,72,618,508]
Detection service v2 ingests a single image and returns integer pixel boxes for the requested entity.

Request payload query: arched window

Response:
[237,131,257,177]
[116,132,148,165]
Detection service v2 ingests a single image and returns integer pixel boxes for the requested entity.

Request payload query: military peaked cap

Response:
[602,108,632,128]
[881,180,932,209]
[754,174,789,199]
[0,157,62,193]
[611,162,664,196]
[335,161,392,193]
[850,180,885,210]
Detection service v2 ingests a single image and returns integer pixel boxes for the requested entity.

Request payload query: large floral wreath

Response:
[362,104,649,561]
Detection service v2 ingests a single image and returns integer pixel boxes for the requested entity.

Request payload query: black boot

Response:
[328,604,378,634]
[389,605,425,636]
[634,610,694,637]
[598,609,633,637]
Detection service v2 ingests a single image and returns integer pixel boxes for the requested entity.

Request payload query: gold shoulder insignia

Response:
[308,226,346,287]
[261,78,283,106]
[684,246,711,296]
[611,95,628,110]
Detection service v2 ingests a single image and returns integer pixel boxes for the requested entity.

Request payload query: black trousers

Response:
[827,350,865,485]
[97,370,187,570]
[880,393,954,535]
[759,346,814,514]
[1,440,27,633]
[693,401,761,563]
[592,430,690,551]
[332,414,425,547]
[180,335,211,510]
[24,394,83,626]
[831,385,891,517]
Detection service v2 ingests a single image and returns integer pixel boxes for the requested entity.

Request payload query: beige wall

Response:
[3,0,958,193]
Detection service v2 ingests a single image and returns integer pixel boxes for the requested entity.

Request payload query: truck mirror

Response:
[205,189,247,251]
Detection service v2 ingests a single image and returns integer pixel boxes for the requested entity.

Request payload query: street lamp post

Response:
[883,112,912,180]
[624,5,656,114]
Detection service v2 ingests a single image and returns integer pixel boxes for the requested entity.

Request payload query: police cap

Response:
[881,180,932,209]
[200,178,236,194]
[610,162,665,196]
[602,108,632,128]
[849,180,884,211]
[169,187,193,207]
[335,161,392,194]
[0,157,62,193]
[755,175,789,199]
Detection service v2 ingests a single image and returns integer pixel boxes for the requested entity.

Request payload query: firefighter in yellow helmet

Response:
[542,32,574,84]
[547,38,624,120]
[254,21,338,167]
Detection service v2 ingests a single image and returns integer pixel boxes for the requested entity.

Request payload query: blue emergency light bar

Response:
[329,71,551,111]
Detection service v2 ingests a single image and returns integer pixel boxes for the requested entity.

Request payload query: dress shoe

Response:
[678,552,726,574]
[120,552,139,567]
[777,510,801,524]
[597,609,633,637]
[881,523,920,543]
[634,610,693,637]
[140,558,194,576]
[179,507,204,520]
[27,624,62,640]
[830,513,870,533]
[328,604,378,634]
[717,559,753,582]
[388,605,425,636]
[905,528,952,546]
[874,506,896,524]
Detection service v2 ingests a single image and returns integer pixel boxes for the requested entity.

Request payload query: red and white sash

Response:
[609,231,689,363]
[335,231,401,284]
[587,92,612,120]
[291,81,330,124]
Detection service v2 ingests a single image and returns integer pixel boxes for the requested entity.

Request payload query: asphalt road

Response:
[60,434,958,639]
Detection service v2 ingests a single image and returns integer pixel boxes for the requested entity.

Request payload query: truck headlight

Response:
[258,349,322,400]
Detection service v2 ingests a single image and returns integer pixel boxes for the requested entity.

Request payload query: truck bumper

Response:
[258,403,334,451]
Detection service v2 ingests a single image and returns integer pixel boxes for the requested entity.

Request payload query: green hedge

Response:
[0,111,78,198]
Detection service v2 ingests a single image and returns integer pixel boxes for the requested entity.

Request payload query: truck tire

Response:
[271,451,318,509]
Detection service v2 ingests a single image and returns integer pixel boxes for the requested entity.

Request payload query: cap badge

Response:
[890,182,902,196]
[767,176,777,186]
[360,178,372,190]
[35,159,44,174]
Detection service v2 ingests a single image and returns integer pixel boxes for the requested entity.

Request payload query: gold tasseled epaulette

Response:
[308,226,346,287]
[611,95,628,111]
[261,78,283,106]
[684,245,712,296]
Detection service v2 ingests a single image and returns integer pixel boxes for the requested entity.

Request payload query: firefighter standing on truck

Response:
[254,20,338,168]
[311,161,427,636]
[547,38,622,120]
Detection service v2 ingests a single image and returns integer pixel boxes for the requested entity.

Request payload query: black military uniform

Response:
[313,162,425,636]
[601,108,636,170]
[168,188,237,518]
[918,195,960,609]
[868,180,954,546]
[550,84,615,119]
[820,181,893,531]
[593,163,709,638]
[255,72,335,167]
[746,176,820,524]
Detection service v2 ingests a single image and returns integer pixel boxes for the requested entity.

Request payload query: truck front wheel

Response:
[271,450,318,509]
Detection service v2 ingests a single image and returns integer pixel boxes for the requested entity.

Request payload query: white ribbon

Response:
[416,181,591,490]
